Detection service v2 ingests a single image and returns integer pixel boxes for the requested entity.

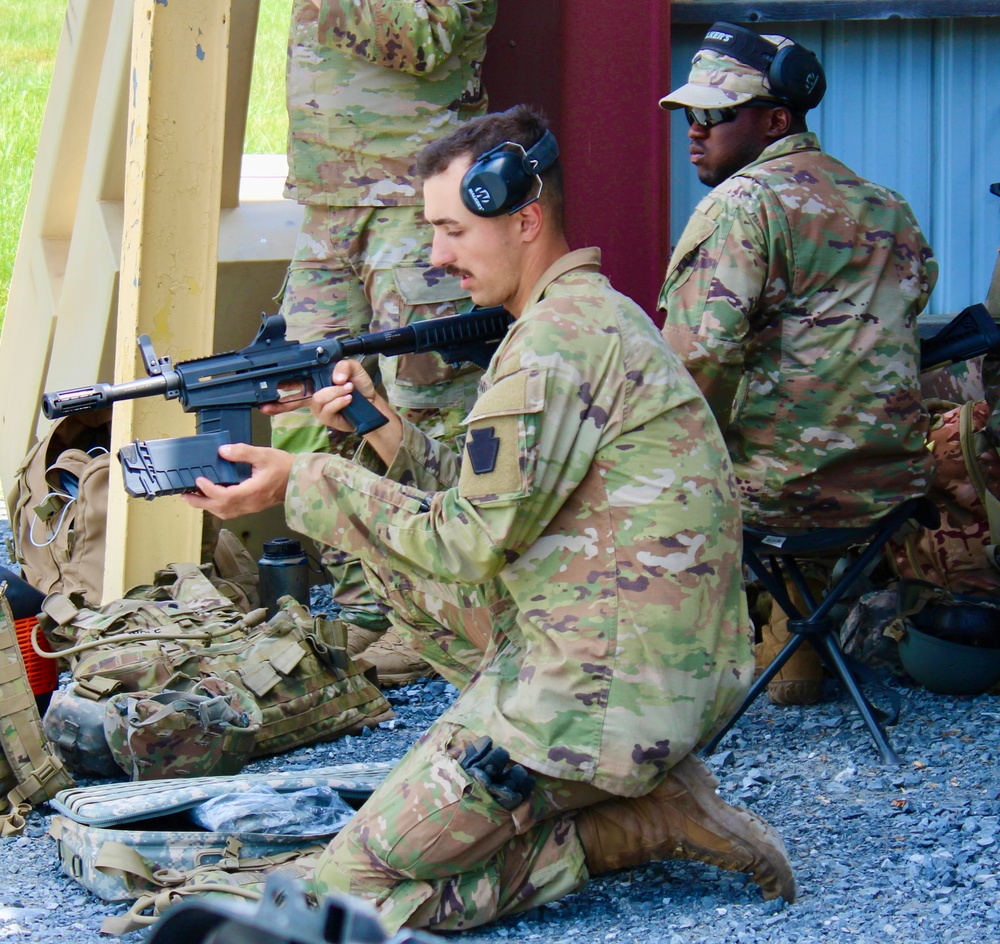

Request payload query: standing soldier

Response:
[272,1,498,683]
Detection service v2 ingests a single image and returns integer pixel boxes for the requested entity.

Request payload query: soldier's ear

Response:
[766,106,795,139]
[513,199,544,243]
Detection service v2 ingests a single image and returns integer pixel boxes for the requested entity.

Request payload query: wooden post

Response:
[103,0,233,597]
[0,0,124,501]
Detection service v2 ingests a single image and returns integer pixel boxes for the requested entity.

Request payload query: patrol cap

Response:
[659,23,794,110]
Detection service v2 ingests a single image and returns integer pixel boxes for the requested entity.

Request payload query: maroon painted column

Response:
[483,1,672,319]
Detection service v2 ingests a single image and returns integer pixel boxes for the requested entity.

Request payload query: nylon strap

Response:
[98,846,322,935]
[959,401,1000,537]
[101,885,264,936]
[0,587,74,834]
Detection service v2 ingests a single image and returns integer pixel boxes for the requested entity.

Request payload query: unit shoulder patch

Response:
[459,370,545,501]
[466,427,500,474]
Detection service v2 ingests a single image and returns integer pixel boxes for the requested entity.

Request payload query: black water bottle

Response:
[257,538,309,614]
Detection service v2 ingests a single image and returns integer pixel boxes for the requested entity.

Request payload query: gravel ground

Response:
[1,512,999,944]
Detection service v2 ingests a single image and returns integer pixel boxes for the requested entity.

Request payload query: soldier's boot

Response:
[354,628,435,688]
[755,588,823,706]
[575,754,796,903]
[346,625,387,659]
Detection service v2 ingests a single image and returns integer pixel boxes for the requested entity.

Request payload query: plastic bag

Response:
[189,784,355,837]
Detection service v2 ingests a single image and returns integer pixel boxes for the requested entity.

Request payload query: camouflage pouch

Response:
[104,677,263,780]
[839,587,910,671]
[839,580,974,673]
[43,681,122,778]
[197,599,393,758]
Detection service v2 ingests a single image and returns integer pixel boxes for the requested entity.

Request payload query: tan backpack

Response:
[208,527,262,612]
[7,411,111,606]
[6,413,259,611]
[888,388,1000,595]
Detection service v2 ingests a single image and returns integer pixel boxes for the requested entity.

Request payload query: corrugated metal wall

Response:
[668,18,1000,317]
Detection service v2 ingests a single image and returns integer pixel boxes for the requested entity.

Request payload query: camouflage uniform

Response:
[281,249,753,930]
[658,131,937,530]
[273,0,497,624]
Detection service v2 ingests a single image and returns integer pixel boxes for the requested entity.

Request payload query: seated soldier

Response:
[185,105,795,932]
[658,23,937,705]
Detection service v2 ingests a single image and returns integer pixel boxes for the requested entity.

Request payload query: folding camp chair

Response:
[702,496,939,765]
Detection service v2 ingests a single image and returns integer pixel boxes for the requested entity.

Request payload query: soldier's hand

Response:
[182,443,294,519]
[307,359,388,434]
[261,359,392,435]
[303,359,404,467]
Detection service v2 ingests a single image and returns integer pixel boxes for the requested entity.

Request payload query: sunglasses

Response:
[683,100,782,129]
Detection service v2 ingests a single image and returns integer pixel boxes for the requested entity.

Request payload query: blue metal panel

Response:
[667,18,1000,316]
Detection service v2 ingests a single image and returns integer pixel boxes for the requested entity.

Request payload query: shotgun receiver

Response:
[42,307,512,499]
[919,302,1000,372]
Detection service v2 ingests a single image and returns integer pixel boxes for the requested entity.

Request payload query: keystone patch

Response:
[466,426,500,474]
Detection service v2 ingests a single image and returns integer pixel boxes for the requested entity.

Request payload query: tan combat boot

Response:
[756,587,823,706]
[575,754,796,903]
[355,628,435,688]
[346,624,387,658]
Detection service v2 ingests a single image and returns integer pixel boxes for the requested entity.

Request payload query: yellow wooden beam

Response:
[1,0,298,598]
[103,0,233,598]
[222,2,260,210]
[0,0,122,501]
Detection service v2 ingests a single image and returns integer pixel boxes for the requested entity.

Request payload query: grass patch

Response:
[0,3,288,324]
[246,3,289,155]
[0,1,64,318]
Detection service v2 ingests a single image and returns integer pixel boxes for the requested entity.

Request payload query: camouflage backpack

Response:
[887,397,1000,595]
[38,564,392,775]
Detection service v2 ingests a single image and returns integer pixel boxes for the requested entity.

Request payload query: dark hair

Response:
[416,104,564,217]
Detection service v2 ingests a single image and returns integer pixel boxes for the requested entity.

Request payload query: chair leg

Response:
[701,633,810,756]
[703,628,901,765]
[816,632,900,765]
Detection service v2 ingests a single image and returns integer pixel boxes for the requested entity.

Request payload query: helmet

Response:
[104,677,262,781]
[900,598,1000,696]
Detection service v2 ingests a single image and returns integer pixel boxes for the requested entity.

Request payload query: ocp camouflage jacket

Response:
[660,132,937,528]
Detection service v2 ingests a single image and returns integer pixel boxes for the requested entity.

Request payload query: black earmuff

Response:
[768,42,826,111]
[701,21,826,112]
[461,129,560,218]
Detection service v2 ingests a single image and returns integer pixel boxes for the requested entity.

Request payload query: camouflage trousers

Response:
[311,718,610,933]
[310,569,614,932]
[270,203,481,625]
